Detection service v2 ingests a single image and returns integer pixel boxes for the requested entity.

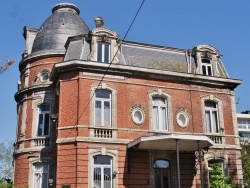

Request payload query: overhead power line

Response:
[59,0,146,143]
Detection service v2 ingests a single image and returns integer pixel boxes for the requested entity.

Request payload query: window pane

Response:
[42,173,48,188]
[97,42,102,62]
[44,113,50,135]
[153,106,159,129]
[202,59,210,64]
[205,111,212,132]
[95,101,102,125]
[96,90,110,99]
[212,111,219,133]
[208,66,212,76]
[104,168,112,188]
[153,97,165,105]
[38,114,44,136]
[40,105,50,112]
[202,66,206,75]
[94,167,101,188]
[155,170,161,188]
[154,160,169,169]
[104,101,111,126]
[94,155,112,165]
[160,107,167,130]
[34,173,42,188]
[104,43,110,63]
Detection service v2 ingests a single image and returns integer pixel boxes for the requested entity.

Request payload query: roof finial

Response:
[94,16,104,28]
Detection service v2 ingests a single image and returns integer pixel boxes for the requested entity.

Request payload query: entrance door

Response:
[154,159,170,188]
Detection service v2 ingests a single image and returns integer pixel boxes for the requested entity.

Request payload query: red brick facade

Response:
[14,3,243,188]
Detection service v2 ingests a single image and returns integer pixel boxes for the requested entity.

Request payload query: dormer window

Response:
[97,41,110,63]
[202,58,213,76]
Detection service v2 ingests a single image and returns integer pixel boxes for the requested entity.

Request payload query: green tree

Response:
[0,141,13,181]
[0,59,14,74]
[209,163,233,188]
[241,143,250,187]
[0,179,12,188]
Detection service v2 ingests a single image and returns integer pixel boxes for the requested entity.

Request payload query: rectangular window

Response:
[37,105,50,136]
[152,97,167,131]
[205,101,219,133]
[94,90,111,127]
[97,42,110,63]
[202,58,213,76]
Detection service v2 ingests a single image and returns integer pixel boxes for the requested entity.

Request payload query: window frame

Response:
[93,155,113,188]
[201,58,213,76]
[204,101,220,133]
[148,89,172,132]
[152,97,168,131]
[94,90,112,127]
[201,95,224,135]
[88,147,118,188]
[33,163,49,188]
[37,104,51,137]
[90,83,117,129]
[97,41,110,63]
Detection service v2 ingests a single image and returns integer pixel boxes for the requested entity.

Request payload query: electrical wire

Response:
[59,0,146,144]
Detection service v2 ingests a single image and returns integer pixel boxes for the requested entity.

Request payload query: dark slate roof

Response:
[31,3,89,54]
[120,41,196,73]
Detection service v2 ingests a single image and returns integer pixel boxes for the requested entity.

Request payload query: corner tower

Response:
[14,3,89,187]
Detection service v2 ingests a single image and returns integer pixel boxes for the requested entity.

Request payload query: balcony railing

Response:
[31,137,51,147]
[90,127,113,138]
[208,135,224,144]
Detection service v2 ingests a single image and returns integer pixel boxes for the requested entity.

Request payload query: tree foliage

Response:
[241,143,250,188]
[209,163,233,188]
[0,59,14,74]
[0,179,12,188]
[0,141,13,180]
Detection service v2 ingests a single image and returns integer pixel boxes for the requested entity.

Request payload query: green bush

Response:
[209,163,233,188]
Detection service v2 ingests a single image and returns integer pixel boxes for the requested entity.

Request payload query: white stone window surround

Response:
[90,83,117,129]
[194,45,220,77]
[89,27,119,64]
[204,152,228,186]
[201,95,224,135]
[148,89,173,132]
[131,105,146,125]
[32,91,54,139]
[28,157,53,188]
[88,147,118,188]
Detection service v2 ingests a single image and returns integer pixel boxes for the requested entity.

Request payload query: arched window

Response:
[148,89,172,132]
[94,90,111,127]
[154,159,171,188]
[204,101,219,133]
[152,97,168,131]
[33,163,49,188]
[93,155,113,188]
[37,104,50,136]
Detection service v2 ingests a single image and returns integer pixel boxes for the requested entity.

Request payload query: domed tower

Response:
[14,3,89,187]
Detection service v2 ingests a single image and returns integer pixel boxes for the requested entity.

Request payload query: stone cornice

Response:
[50,60,241,89]
[19,50,65,71]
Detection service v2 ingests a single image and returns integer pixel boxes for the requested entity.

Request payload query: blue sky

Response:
[0,0,249,142]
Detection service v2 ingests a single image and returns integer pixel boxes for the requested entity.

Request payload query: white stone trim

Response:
[88,146,118,188]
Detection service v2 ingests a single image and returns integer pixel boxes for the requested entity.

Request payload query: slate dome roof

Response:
[31,3,89,54]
